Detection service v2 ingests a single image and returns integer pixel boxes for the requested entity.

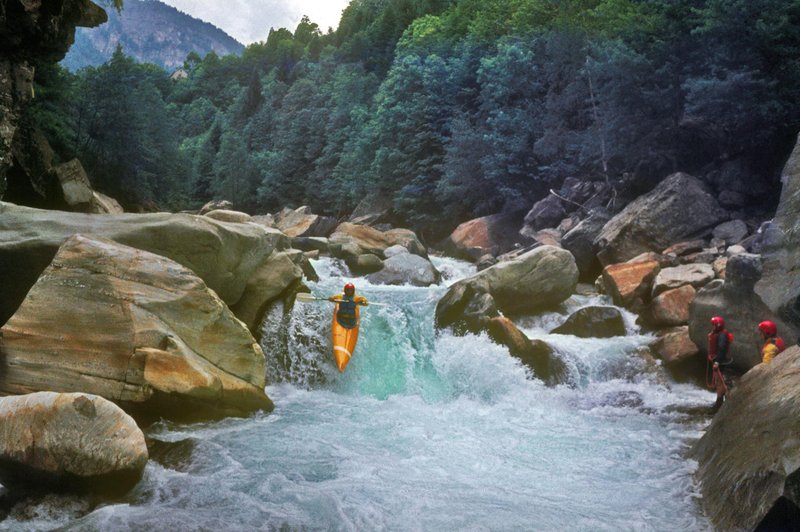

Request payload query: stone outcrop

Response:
[756,136,800,329]
[595,173,729,265]
[230,251,304,338]
[551,306,626,338]
[0,392,147,492]
[203,209,252,223]
[689,253,797,373]
[274,206,337,238]
[329,222,427,259]
[436,246,578,332]
[0,235,273,419]
[440,209,533,261]
[366,253,441,287]
[1,0,107,201]
[691,346,800,531]
[0,202,289,326]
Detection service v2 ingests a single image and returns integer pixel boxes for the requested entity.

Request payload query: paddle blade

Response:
[295,293,324,303]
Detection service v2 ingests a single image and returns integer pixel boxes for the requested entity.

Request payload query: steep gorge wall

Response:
[0,0,107,198]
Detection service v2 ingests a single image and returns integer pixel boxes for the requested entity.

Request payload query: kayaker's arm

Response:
[355,296,368,306]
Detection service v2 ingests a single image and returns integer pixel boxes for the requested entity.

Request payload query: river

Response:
[1,256,713,531]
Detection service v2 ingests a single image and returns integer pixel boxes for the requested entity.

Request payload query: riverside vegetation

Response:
[2,0,800,529]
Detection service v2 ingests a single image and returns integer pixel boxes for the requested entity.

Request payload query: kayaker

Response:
[329,282,368,329]
[758,320,785,364]
[707,316,733,412]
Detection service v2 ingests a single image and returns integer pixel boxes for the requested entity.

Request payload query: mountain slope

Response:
[63,0,243,71]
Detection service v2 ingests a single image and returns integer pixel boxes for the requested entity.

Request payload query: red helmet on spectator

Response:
[710,316,725,331]
[758,320,777,337]
[344,283,355,296]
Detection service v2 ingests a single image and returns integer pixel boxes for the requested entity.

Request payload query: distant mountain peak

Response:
[63,0,243,71]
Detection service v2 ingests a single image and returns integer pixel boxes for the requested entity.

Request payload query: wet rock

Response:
[0,235,273,419]
[441,209,532,261]
[651,326,699,364]
[601,260,660,309]
[203,209,252,223]
[0,392,147,493]
[649,285,696,327]
[691,346,800,531]
[712,219,748,246]
[436,246,578,331]
[146,438,196,473]
[346,253,385,275]
[476,254,497,272]
[231,251,305,338]
[551,306,626,338]
[0,202,287,326]
[595,173,729,265]
[366,253,440,287]
[486,317,567,385]
[651,263,715,297]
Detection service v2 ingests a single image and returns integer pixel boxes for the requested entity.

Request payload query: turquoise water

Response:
[1,257,713,531]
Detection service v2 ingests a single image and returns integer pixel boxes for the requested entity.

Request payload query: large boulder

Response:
[274,206,337,238]
[561,208,612,280]
[551,306,626,338]
[440,209,533,261]
[690,346,800,531]
[648,285,696,327]
[651,326,698,364]
[601,260,660,309]
[651,263,715,297]
[366,253,440,287]
[436,246,578,331]
[330,222,427,258]
[231,251,305,338]
[712,219,748,246]
[51,158,93,208]
[689,254,797,373]
[0,234,273,419]
[757,136,800,329]
[0,202,289,326]
[520,195,566,236]
[346,253,385,275]
[0,392,147,492]
[595,173,729,265]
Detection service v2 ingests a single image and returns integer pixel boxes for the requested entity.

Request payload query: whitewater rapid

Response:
[1,256,714,531]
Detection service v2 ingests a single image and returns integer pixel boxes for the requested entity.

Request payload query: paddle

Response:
[295,293,388,307]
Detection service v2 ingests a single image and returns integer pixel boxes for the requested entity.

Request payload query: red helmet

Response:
[344,282,355,296]
[758,320,777,337]
[710,316,725,330]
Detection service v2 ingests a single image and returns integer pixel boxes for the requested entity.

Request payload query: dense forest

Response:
[29,0,800,240]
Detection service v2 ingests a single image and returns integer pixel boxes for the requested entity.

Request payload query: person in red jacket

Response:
[707,316,734,412]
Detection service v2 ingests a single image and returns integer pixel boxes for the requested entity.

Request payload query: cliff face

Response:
[756,135,800,329]
[0,0,107,197]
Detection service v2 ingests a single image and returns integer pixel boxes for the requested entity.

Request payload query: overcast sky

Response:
[160,0,351,44]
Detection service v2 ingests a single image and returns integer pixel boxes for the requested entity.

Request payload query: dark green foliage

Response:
[29,0,800,234]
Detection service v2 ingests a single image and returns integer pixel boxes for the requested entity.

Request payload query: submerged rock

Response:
[551,306,626,338]
[0,234,273,419]
[691,346,800,531]
[486,317,568,385]
[0,392,147,493]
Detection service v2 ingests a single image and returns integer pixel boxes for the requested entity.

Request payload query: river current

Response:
[1,257,713,531]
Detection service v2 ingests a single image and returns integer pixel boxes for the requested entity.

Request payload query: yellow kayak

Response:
[332,303,360,372]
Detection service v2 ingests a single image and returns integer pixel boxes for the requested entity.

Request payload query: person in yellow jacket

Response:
[758,320,785,364]
[328,282,368,329]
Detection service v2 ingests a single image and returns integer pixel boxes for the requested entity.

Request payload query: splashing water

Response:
[2,256,714,531]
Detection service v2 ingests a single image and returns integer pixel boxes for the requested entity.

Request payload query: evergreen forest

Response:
[30,0,800,240]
